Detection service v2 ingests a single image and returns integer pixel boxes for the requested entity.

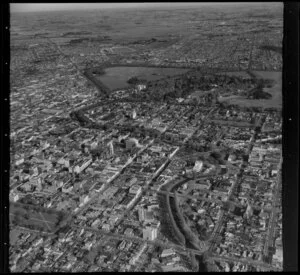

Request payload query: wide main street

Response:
[263,157,282,259]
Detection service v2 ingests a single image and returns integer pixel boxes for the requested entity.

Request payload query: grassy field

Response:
[10,228,24,245]
[216,71,252,79]
[10,202,65,232]
[219,71,282,109]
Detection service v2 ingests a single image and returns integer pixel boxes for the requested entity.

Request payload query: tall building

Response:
[90,141,98,150]
[108,140,114,156]
[138,207,145,221]
[193,160,203,172]
[129,185,142,195]
[244,203,253,219]
[144,210,155,223]
[143,226,158,241]
[126,139,136,149]
[161,248,176,258]
[126,138,142,149]
[132,109,137,119]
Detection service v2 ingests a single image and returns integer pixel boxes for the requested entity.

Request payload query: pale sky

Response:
[10,2,278,13]
[10,3,210,13]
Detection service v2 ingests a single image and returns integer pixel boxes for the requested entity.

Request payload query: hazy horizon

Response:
[11,2,281,13]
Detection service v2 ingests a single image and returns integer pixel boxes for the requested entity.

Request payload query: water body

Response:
[216,70,252,79]
[96,66,190,90]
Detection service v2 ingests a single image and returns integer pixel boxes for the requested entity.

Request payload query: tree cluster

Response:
[157,193,186,246]
[171,193,202,250]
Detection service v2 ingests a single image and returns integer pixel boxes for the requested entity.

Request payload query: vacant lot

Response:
[10,202,66,232]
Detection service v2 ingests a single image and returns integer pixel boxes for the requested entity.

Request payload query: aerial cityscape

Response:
[9,3,283,272]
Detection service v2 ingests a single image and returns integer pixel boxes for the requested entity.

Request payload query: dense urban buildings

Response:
[9,3,283,272]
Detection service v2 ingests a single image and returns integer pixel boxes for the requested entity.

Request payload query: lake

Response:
[96,66,190,90]
[216,71,252,79]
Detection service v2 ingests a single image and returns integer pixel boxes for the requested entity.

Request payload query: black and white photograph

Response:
[3,1,298,272]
